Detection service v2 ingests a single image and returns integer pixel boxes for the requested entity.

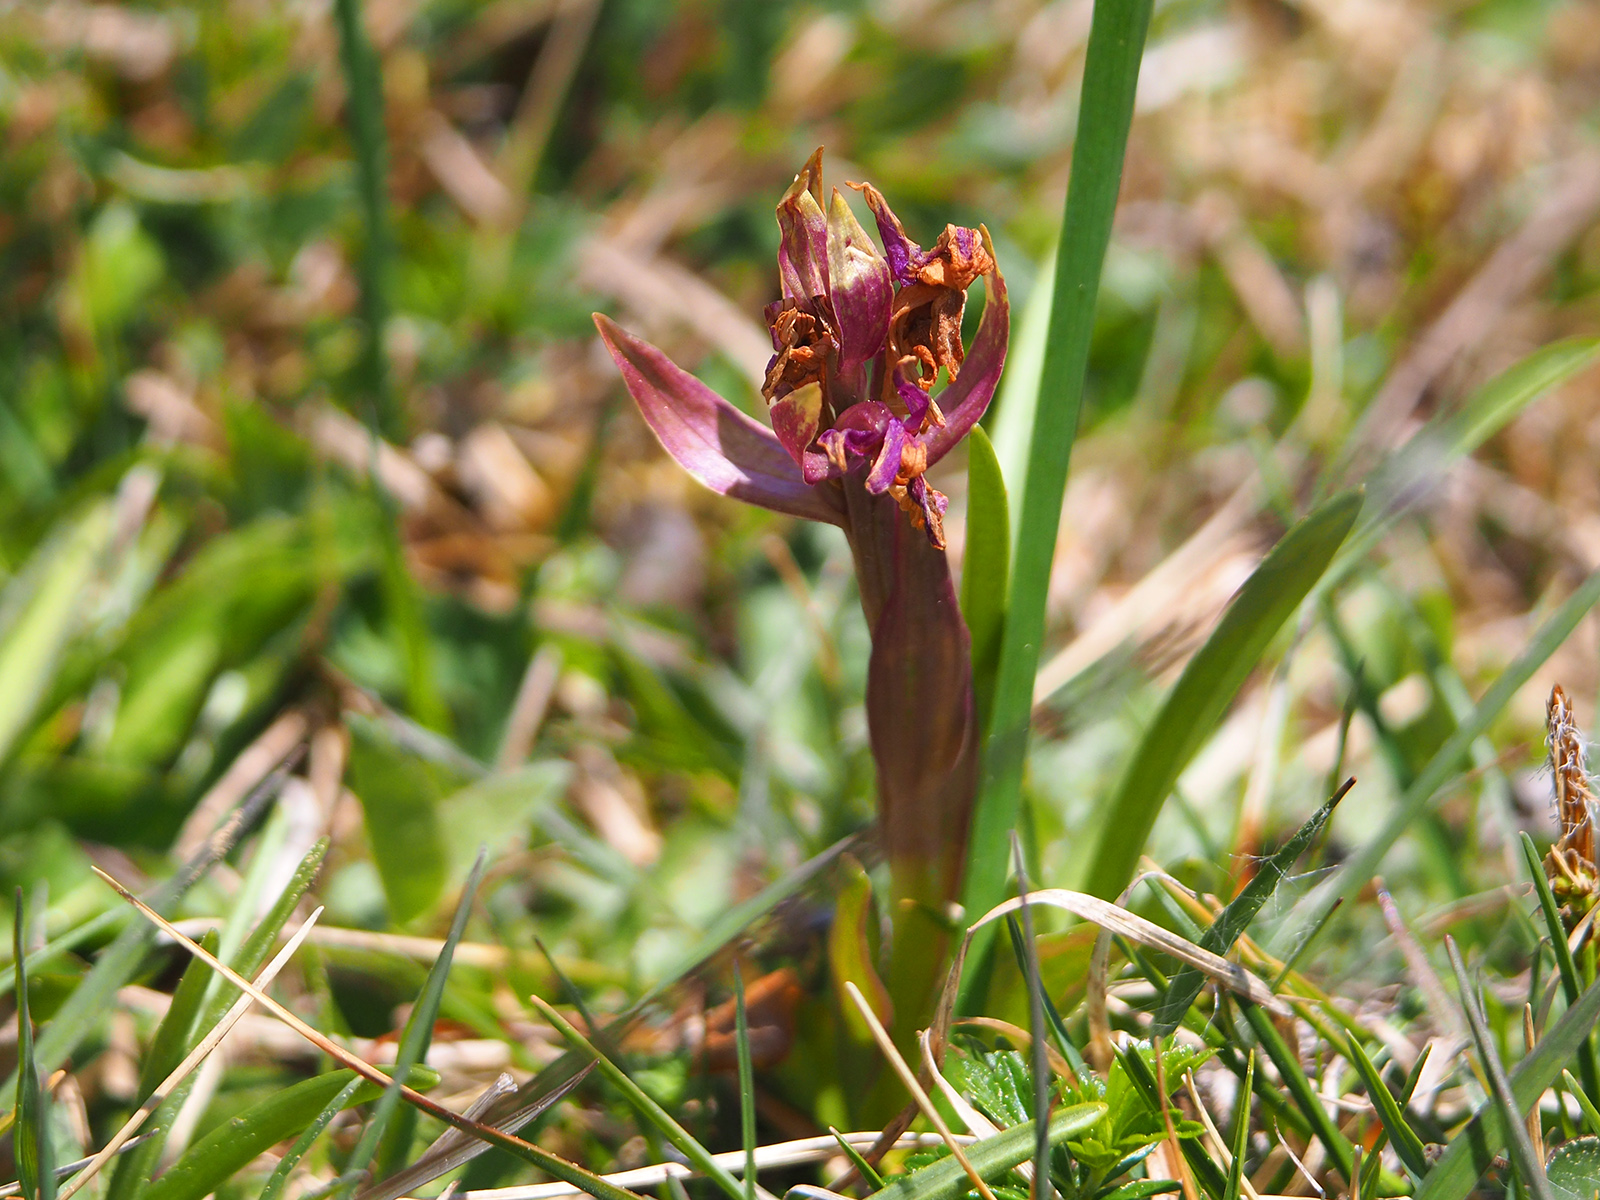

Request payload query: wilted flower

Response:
[594,150,1008,954]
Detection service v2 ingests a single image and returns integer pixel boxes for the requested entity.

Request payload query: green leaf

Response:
[829,854,892,1045]
[1287,567,1600,942]
[1153,780,1350,1036]
[1345,1035,1429,1180]
[962,0,1155,976]
[869,1103,1108,1200]
[988,245,1057,519]
[1096,1183,1181,1200]
[1549,1138,1600,1200]
[1080,490,1361,901]
[15,891,56,1200]
[0,502,113,766]
[1416,979,1600,1200]
[962,424,1010,736]
[139,1067,439,1200]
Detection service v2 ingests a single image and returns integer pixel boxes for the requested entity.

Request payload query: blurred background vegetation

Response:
[7,0,1600,1193]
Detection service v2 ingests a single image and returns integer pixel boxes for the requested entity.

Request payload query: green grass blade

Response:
[140,1068,437,1200]
[532,995,749,1200]
[829,1128,886,1192]
[1417,977,1600,1200]
[1240,1003,1354,1181]
[15,891,55,1200]
[989,245,1056,515]
[962,424,1010,736]
[1079,490,1361,901]
[1345,1036,1429,1179]
[1564,1071,1600,1138]
[1224,1051,1254,1200]
[1287,567,1600,943]
[0,503,112,767]
[735,964,757,1200]
[962,0,1155,974]
[1445,939,1555,1200]
[330,0,397,437]
[1523,832,1600,1107]
[108,838,330,1200]
[136,929,220,1100]
[868,1103,1107,1200]
[1322,340,1600,600]
[349,849,488,1190]
[258,1075,366,1200]
[363,835,861,1200]
[1153,779,1352,1035]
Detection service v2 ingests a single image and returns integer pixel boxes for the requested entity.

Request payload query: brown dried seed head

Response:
[1548,684,1596,865]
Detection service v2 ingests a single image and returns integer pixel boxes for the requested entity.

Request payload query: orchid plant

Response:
[594,149,1008,1038]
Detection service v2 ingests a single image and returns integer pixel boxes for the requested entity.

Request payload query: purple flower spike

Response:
[594,149,1011,962]
[826,189,892,376]
[594,314,845,527]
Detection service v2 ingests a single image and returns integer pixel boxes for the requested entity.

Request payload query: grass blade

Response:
[15,891,55,1200]
[1117,1043,1228,1200]
[107,838,329,1200]
[1079,490,1360,902]
[735,964,757,1200]
[58,910,325,1200]
[1445,938,1554,1200]
[829,1128,886,1192]
[136,929,220,1101]
[1344,1035,1429,1180]
[343,848,488,1192]
[93,866,649,1200]
[258,1076,366,1200]
[962,424,1010,735]
[1154,779,1352,1035]
[530,994,749,1200]
[141,1068,437,1200]
[868,1104,1108,1200]
[330,0,397,437]
[1240,1002,1354,1182]
[1286,567,1600,944]
[1224,1052,1254,1200]
[1565,1071,1600,1137]
[1007,838,1054,1200]
[363,834,863,1200]
[1417,977,1600,1200]
[962,0,1156,979]
[1523,831,1600,1107]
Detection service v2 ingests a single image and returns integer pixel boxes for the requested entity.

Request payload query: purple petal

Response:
[768,380,823,468]
[918,251,1010,466]
[848,180,926,287]
[865,418,904,494]
[826,190,891,375]
[777,152,830,308]
[594,314,845,527]
[893,361,932,429]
